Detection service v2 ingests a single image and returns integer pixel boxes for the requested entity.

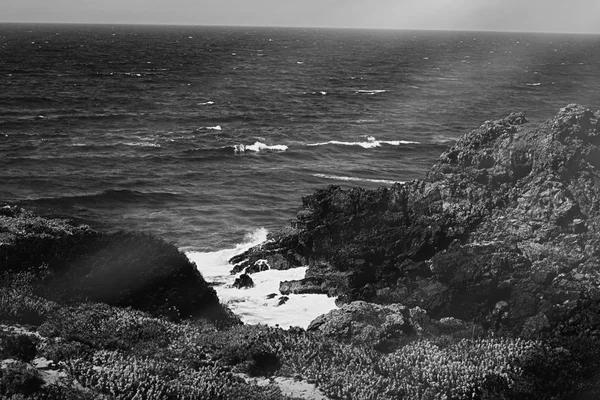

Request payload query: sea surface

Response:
[2,24,599,326]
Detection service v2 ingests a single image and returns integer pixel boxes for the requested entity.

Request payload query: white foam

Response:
[356,89,387,95]
[121,142,161,148]
[198,101,215,105]
[186,228,337,329]
[526,83,541,86]
[313,173,403,185]
[206,125,222,131]
[234,142,288,153]
[307,136,418,149]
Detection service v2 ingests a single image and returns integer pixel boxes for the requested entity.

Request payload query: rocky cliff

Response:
[230,104,600,336]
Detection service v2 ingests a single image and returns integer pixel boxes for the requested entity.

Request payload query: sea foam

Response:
[234,142,288,153]
[186,228,337,329]
[313,173,403,185]
[307,136,419,149]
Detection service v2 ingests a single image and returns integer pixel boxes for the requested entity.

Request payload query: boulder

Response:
[279,277,326,295]
[307,301,473,352]
[233,273,254,289]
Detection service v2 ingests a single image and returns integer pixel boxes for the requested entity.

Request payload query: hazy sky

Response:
[2,0,600,34]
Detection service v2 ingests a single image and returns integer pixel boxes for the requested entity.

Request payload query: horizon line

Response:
[0,21,599,36]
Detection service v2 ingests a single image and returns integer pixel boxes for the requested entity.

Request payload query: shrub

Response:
[0,361,44,397]
[66,350,287,400]
[0,290,54,326]
[38,303,175,353]
[0,333,37,362]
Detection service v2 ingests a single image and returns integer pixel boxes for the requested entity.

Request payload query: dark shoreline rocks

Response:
[233,273,255,289]
[231,104,600,336]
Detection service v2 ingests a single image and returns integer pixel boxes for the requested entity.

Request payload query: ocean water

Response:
[2,24,599,326]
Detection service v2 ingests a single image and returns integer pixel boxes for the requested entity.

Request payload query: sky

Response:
[1,0,599,34]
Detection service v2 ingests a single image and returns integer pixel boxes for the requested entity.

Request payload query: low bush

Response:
[0,333,37,362]
[66,350,287,400]
[0,360,44,397]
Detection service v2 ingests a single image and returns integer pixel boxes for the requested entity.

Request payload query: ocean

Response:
[2,24,599,327]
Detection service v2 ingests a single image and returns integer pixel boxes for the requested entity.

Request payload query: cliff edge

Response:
[231,104,600,336]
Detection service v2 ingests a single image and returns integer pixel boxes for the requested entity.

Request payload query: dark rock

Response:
[307,301,474,352]
[266,293,278,299]
[277,296,289,306]
[521,312,551,337]
[279,277,326,295]
[232,273,254,289]
[230,104,600,336]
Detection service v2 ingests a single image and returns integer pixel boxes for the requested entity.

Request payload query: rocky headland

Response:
[232,104,600,340]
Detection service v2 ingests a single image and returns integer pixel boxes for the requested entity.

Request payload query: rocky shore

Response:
[3,105,600,399]
[232,104,600,339]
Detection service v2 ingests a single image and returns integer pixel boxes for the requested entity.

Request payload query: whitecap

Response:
[307,137,419,149]
[526,83,541,86]
[198,101,215,106]
[313,173,403,185]
[186,228,337,329]
[234,141,288,153]
[356,89,387,95]
[206,125,222,131]
[121,142,161,148]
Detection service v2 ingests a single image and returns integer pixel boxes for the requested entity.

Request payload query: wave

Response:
[120,141,161,148]
[356,89,387,95]
[307,136,419,149]
[29,189,181,207]
[195,125,222,131]
[198,101,215,105]
[183,141,289,158]
[185,228,337,328]
[525,83,541,86]
[313,173,403,185]
[234,142,288,153]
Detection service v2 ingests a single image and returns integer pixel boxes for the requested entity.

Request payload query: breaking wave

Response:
[186,228,337,328]
[307,136,419,149]
[234,142,289,153]
[313,173,403,185]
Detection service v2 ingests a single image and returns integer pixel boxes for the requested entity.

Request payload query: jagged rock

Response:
[277,296,289,306]
[307,301,474,352]
[307,301,412,351]
[266,293,278,299]
[521,312,551,337]
[231,104,600,335]
[232,273,254,289]
[279,277,326,295]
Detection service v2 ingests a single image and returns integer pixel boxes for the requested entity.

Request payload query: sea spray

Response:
[186,228,337,328]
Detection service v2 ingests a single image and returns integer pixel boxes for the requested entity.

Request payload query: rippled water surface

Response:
[1,24,599,251]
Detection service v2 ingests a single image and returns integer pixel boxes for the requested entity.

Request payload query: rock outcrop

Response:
[233,273,255,289]
[231,104,600,335]
[306,301,478,352]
